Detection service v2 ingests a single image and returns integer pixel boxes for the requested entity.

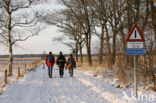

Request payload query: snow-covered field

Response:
[0,65,155,103]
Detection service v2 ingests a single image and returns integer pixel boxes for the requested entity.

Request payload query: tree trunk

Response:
[126,0,134,67]
[7,13,13,76]
[105,25,111,68]
[98,24,104,65]
[149,52,154,83]
[154,27,156,40]
[126,0,133,32]
[88,33,92,66]
[82,0,92,66]
[112,31,117,65]
[79,41,83,62]
[121,29,128,74]
[150,0,156,40]
[86,34,92,66]
[75,42,78,62]
[8,42,13,76]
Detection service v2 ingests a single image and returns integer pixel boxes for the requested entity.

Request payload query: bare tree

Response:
[51,16,85,62]
[91,0,107,65]
[56,0,96,66]
[0,0,44,76]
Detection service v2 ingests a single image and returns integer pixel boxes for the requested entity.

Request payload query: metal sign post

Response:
[134,55,137,97]
[126,23,145,97]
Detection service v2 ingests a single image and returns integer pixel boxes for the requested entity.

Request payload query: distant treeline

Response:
[0,54,42,58]
[0,53,155,58]
[0,54,89,58]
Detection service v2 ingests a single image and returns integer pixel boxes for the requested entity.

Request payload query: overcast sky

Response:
[0,0,72,55]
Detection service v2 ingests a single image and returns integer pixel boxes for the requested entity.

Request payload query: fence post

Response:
[31,63,34,70]
[31,63,33,70]
[93,60,98,77]
[4,70,7,85]
[32,63,34,69]
[29,63,31,70]
[24,64,27,73]
[35,61,37,68]
[16,67,20,79]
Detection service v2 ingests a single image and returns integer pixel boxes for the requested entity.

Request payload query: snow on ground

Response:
[0,68,20,91]
[94,66,156,103]
[0,65,155,103]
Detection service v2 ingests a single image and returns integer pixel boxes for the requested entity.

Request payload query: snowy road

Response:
[0,65,129,103]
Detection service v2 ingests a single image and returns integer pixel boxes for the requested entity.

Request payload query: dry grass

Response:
[77,55,156,89]
[0,57,41,70]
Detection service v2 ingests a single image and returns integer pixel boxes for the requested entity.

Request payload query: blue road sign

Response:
[126,48,145,55]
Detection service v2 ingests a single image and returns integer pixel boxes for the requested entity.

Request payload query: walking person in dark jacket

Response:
[46,52,55,78]
[67,54,76,77]
[56,52,66,78]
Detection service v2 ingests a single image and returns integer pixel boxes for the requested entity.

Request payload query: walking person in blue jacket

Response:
[66,54,76,77]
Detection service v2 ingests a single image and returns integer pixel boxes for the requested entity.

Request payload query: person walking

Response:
[46,52,55,78]
[56,52,66,78]
[66,54,76,77]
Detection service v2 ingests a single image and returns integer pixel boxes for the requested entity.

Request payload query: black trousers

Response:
[59,67,64,77]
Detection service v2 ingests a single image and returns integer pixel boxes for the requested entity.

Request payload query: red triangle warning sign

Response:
[126,24,145,42]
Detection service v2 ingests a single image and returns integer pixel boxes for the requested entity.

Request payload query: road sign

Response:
[126,23,146,98]
[126,24,145,42]
[126,48,145,55]
[126,23,145,55]
[127,42,144,48]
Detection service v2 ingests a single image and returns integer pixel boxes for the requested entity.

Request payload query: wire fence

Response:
[0,58,43,95]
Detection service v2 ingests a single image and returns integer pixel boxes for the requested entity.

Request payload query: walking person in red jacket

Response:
[46,52,55,78]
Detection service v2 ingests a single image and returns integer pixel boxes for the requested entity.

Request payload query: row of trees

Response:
[0,0,48,76]
[40,0,156,84]
[42,0,156,65]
